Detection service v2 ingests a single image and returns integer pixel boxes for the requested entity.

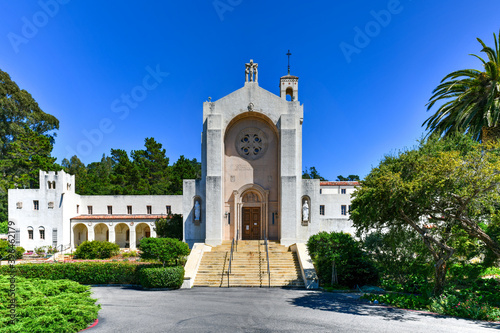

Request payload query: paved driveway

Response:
[86,287,500,332]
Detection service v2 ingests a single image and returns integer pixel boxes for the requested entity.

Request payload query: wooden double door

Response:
[242,207,261,240]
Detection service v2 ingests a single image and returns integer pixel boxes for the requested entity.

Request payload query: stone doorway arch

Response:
[115,223,130,248]
[73,223,88,247]
[136,223,151,246]
[94,223,109,242]
[232,183,269,240]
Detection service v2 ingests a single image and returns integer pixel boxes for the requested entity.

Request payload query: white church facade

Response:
[8,60,358,251]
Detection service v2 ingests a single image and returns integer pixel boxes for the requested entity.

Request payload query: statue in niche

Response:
[302,200,309,222]
[194,201,201,221]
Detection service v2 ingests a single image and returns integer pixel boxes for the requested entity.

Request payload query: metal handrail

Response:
[264,229,270,288]
[227,237,235,287]
[236,229,239,252]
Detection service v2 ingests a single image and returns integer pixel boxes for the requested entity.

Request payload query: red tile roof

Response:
[320,181,360,186]
[71,214,171,220]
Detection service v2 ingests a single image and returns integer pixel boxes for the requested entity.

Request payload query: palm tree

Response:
[423,30,500,142]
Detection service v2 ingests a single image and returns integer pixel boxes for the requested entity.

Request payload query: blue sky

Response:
[1,0,499,180]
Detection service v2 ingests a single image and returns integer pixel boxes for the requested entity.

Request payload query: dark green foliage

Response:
[139,237,190,267]
[0,221,7,234]
[154,214,183,240]
[336,175,360,181]
[307,232,378,288]
[73,240,120,259]
[0,276,100,333]
[0,240,24,260]
[0,262,161,285]
[139,266,184,289]
[0,69,61,232]
[363,230,433,291]
[302,166,326,180]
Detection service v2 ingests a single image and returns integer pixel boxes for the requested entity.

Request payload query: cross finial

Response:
[286,50,292,75]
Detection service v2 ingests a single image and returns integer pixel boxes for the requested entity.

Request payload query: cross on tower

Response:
[286,50,292,75]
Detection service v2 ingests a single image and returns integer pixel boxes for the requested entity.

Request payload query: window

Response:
[107,206,113,215]
[40,229,45,240]
[166,205,172,215]
[76,205,79,214]
[341,188,346,194]
[48,202,54,209]
[28,229,33,239]
[48,181,52,189]
[320,205,325,215]
[320,189,322,194]
[147,206,152,214]
[87,206,93,215]
[341,205,347,216]
[33,200,39,210]
[16,202,22,209]
[127,206,132,214]
[67,183,71,190]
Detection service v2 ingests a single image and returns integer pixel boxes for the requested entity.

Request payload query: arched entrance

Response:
[94,223,109,242]
[232,184,269,241]
[73,223,88,247]
[136,223,151,246]
[115,223,130,248]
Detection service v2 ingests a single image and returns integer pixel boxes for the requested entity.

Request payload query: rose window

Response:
[236,128,268,160]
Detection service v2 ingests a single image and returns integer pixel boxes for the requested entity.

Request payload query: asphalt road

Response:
[86,287,500,333]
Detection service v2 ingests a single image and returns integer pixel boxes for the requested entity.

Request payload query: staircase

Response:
[193,240,304,288]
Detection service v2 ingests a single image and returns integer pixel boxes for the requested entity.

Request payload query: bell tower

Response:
[280,50,299,101]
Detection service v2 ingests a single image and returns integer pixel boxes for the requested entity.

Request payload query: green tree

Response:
[168,155,201,194]
[306,231,378,288]
[336,175,360,181]
[423,30,500,142]
[350,135,500,295]
[302,166,326,180]
[154,214,183,240]
[0,69,60,226]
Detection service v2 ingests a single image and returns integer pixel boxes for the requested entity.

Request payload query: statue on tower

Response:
[245,60,258,82]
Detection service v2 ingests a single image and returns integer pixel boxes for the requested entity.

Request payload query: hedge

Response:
[139,266,184,289]
[0,276,100,333]
[0,262,162,285]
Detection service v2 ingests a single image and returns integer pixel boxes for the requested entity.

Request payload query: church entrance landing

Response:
[242,207,260,240]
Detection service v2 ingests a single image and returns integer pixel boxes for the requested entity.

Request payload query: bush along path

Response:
[0,276,100,333]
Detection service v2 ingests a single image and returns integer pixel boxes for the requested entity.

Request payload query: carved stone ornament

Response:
[248,102,254,112]
[130,222,134,226]
[236,127,268,160]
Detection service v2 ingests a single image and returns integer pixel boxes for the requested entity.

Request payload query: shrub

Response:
[73,240,120,259]
[0,240,24,260]
[307,231,378,288]
[0,275,100,332]
[154,214,183,240]
[139,237,190,267]
[122,250,139,258]
[140,266,184,289]
[0,262,161,285]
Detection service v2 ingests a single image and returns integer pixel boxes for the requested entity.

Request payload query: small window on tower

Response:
[33,201,39,210]
[76,205,79,214]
